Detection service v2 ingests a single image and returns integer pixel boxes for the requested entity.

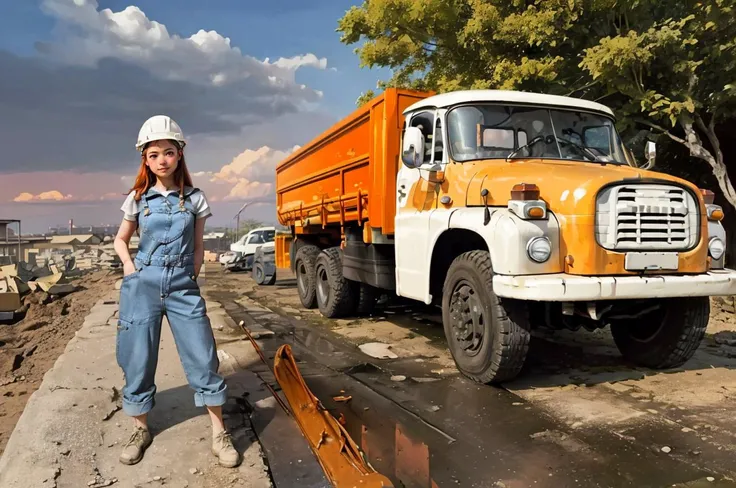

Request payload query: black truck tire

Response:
[610,296,709,369]
[294,244,320,309]
[264,268,277,286]
[253,262,266,285]
[355,283,378,316]
[441,250,531,384]
[315,247,357,319]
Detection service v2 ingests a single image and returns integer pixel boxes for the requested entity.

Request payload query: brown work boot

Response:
[119,426,152,465]
[212,430,241,467]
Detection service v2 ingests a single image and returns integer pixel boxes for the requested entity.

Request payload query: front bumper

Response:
[493,269,736,301]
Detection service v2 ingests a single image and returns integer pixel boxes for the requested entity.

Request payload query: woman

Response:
[113,115,240,468]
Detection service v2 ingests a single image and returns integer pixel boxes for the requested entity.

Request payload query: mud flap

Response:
[273,344,394,487]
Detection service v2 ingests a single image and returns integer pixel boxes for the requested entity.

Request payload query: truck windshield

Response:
[447,104,627,164]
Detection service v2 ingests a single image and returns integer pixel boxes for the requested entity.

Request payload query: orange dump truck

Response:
[275,87,735,383]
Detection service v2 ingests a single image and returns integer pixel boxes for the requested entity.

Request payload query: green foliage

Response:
[338,0,736,204]
[579,2,736,129]
[357,89,376,106]
[338,1,735,115]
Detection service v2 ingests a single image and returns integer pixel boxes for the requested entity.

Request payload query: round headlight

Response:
[527,236,551,263]
[709,237,725,260]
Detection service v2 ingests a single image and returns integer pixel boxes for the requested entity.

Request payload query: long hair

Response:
[128,140,194,201]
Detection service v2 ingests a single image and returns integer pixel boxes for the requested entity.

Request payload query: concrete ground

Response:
[0,267,274,488]
[211,266,736,487]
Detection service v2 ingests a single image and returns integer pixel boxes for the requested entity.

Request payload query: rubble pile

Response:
[0,260,81,322]
[34,246,123,272]
[0,239,132,323]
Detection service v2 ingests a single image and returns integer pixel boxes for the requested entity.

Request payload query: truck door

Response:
[395,110,443,302]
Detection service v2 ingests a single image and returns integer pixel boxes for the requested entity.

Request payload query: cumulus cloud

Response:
[212,146,298,184]
[14,191,73,202]
[208,145,299,201]
[0,0,330,174]
[39,0,329,89]
[226,180,274,201]
[271,53,328,71]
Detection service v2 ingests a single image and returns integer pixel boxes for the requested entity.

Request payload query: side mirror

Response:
[642,141,656,170]
[401,127,424,169]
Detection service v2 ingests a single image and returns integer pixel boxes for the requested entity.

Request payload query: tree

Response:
[338,0,736,206]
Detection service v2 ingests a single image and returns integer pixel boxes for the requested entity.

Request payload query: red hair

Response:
[128,140,194,201]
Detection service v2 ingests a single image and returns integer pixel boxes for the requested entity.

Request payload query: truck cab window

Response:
[248,232,264,244]
[448,104,627,163]
[433,118,444,163]
[410,111,435,165]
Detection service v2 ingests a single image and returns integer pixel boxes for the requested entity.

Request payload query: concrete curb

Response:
[0,279,272,488]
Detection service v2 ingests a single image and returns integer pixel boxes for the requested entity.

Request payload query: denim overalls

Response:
[116,186,227,417]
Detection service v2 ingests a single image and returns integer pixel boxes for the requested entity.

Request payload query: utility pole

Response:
[233,202,250,242]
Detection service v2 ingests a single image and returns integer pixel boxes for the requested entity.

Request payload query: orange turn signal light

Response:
[709,208,724,221]
[527,206,545,218]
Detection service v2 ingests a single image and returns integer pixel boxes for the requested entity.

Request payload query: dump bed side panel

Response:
[276,89,430,237]
[373,91,430,235]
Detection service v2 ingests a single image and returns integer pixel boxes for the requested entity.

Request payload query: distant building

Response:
[203,232,227,252]
[29,234,102,255]
[48,224,120,237]
[0,219,52,264]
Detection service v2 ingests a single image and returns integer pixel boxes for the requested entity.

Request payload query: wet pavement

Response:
[205,266,736,487]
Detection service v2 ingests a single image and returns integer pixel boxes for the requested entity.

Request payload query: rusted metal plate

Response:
[273,344,394,488]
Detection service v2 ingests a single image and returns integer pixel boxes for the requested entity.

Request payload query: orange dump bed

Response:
[274,232,292,269]
[275,88,431,237]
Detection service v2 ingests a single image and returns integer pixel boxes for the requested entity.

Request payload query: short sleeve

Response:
[120,191,139,221]
[193,191,212,220]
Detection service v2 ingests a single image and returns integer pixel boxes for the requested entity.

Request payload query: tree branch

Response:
[396,25,444,48]
[565,80,599,96]
[695,112,723,165]
[633,118,687,144]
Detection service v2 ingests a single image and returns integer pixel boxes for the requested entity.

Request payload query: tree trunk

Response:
[670,121,736,210]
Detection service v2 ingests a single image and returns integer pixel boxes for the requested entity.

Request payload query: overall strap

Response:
[141,190,152,216]
[179,187,201,212]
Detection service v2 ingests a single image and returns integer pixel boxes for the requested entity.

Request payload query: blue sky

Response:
[0,0,386,114]
[0,0,392,232]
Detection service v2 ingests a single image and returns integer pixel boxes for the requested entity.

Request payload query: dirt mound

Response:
[0,269,118,455]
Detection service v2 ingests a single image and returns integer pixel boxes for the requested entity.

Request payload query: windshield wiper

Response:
[555,137,603,162]
[506,135,545,161]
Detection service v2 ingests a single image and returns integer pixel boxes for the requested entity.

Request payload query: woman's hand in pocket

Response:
[123,260,136,277]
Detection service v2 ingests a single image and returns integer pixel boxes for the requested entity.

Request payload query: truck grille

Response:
[595,184,699,251]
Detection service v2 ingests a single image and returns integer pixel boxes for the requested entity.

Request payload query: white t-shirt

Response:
[120,188,212,222]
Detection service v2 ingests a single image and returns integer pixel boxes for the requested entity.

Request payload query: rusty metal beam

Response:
[273,344,394,488]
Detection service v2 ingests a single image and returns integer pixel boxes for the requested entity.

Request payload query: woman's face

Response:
[144,140,180,179]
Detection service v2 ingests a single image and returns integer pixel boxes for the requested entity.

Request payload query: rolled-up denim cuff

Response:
[194,384,228,408]
[123,396,155,416]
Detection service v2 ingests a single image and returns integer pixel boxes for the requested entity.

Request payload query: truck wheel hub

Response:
[449,282,484,356]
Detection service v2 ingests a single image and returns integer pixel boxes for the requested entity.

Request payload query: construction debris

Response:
[0,261,80,321]
[0,237,134,323]
[0,276,22,317]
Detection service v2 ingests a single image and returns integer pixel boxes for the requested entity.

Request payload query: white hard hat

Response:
[136,115,186,151]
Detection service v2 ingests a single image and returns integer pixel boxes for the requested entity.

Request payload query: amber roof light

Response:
[700,189,715,204]
[511,183,540,201]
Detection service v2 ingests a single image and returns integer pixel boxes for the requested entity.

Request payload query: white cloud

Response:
[271,53,328,71]
[212,146,297,184]
[14,190,73,202]
[207,145,300,201]
[39,0,329,91]
[0,1,333,174]
[226,180,273,200]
